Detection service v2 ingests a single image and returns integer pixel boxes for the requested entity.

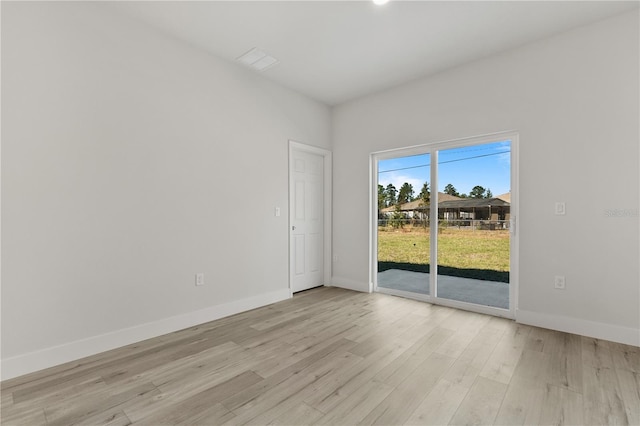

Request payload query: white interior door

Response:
[290,149,324,292]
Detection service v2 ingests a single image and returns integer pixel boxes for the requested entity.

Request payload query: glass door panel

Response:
[435,141,511,309]
[377,153,431,296]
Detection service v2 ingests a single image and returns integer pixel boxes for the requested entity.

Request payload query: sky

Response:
[378,140,511,198]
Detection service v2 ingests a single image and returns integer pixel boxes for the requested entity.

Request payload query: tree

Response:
[390,203,406,228]
[469,185,486,199]
[418,181,430,204]
[443,183,459,197]
[384,184,397,207]
[397,182,414,205]
[485,188,493,199]
[416,181,431,227]
[378,184,386,211]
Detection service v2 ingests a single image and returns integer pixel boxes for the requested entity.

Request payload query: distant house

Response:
[380,192,462,218]
[438,193,511,223]
[380,192,511,227]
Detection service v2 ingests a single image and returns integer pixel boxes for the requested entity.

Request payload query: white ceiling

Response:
[108,1,639,106]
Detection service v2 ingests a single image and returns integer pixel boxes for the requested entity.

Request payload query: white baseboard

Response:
[1,288,291,381]
[516,309,640,347]
[330,276,370,293]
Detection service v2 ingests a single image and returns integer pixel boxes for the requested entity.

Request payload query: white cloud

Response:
[378,172,427,197]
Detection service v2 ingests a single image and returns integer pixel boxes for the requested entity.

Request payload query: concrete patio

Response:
[377,269,509,309]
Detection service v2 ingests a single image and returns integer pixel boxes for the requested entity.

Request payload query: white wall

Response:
[1,2,331,379]
[332,11,639,345]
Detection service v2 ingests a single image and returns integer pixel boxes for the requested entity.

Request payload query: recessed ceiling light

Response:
[237,47,279,72]
[372,0,389,5]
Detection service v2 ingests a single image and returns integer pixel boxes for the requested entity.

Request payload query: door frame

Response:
[370,130,519,319]
[289,140,332,296]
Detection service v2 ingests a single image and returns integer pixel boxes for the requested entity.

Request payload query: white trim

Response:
[430,149,438,298]
[0,3,4,383]
[1,288,290,381]
[288,141,333,291]
[509,135,520,314]
[331,276,369,293]
[372,130,519,157]
[516,309,640,347]
[368,156,378,293]
[432,296,514,319]
[377,286,432,303]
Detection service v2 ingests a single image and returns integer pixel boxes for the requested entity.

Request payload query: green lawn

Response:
[378,227,510,282]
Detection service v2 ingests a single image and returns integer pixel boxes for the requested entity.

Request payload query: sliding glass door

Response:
[373,133,517,317]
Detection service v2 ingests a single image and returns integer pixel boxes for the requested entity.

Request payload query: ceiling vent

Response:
[237,48,279,72]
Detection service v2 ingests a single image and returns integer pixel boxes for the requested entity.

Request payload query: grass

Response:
[378,227,510,282]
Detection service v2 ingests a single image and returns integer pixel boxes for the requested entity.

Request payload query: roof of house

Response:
[438,197,510,209]
[495,192,511,203]
[381,192,462,213]
[381,192,510,212]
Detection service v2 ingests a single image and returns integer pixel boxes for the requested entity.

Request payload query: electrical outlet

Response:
[196,273,204,286]
[333,254,338,262]
[554,275,565,289]
[555,202,566,215]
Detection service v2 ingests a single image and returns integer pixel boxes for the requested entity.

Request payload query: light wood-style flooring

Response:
[2,287,639,425]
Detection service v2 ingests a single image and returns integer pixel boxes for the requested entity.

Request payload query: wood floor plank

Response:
[313,380,394,425]
[441,327,505,390]
[218,337,357,413]
[0,332,178,393]
[132,371,261,426]
[45,382,158,426]
[359,352,456,425]
[254,322,360,379]
[124,350,260,422]
[449,376,507,426]
[434,327,481,360]
[174,403,235,426]
[523,326,548,352]
[538,384,584,426]
[10,375,107,408]
[404,378,469,426]
[1,287,637,426]
[303,339,412,413]
[245,345,374,426]
[611,342,640,374]
[268,402,324,425]
[543,331,583,392]
[582,337,616,369]
[0,405,47,426]
[493,381,545,425]
[509,349,552,388]
[374,326,454,388]
[479,323,531,385]
[108,340,246,385]
[582,364,629,425]
[223,351,363,425]
[71,407,132,426]
[616,368,640,425]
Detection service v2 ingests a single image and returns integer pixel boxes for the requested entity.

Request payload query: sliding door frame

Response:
[370,131,519,319]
